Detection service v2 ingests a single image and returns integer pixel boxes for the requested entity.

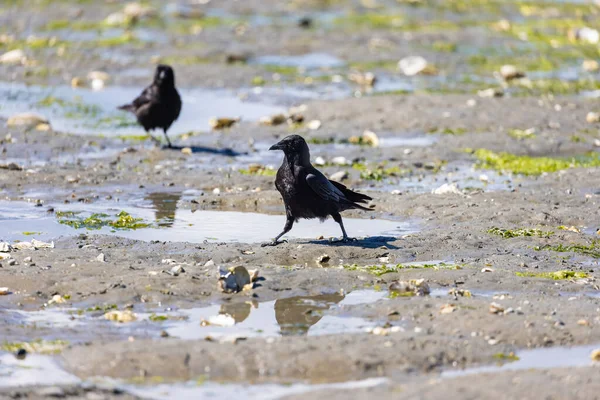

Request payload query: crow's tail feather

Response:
[118,103,136,113]
[330,180,373,210]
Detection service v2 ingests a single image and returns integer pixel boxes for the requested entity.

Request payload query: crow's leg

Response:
[145,129,161,146]
[163,129,173,148]
[331,212,357,243]
[262,215,294,247]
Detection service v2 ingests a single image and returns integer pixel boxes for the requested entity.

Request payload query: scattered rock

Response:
[389,279,430,296]
[123,2,157,19]
[432,183,463,195]
[481,267,494,272]
[181,147,192,155]
[212,188,220,195]
[331,156,348,166]
[590,349,600,361]
[586,112,600,124]
[307,120,322,130]
[583,59,599,72]
[0,49,26,64]
[348,71,376,87]
[0,242,12,252]
[96,253,106,263]
[478,88,504,98]
[448,288,471,297]
[259,114,287,126]
[218,265,258,293]
[48,294,67,305]
[316,254,330,265]
[209,117,239,130]
[499,65,525,81]
[569,27,599,44]
[329,171,348,182]
[0,287,10,295]
[105,310,137,323]
[7,112,48,128]
[23,256,32,263]
[225,53,249,64]
[489,302,505,314]
[398,56,429,76]
[204,259,215,267]
[314,156,326,166]
[167,265,185,276]
[0,162,23,171]
[349,130,379,147]
[440,303,457,314]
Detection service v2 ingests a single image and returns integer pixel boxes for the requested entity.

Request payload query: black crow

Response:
[263,134,372,246]
[118,64,181,148]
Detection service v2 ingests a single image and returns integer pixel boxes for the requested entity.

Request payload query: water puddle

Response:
[0,199,415,243]
[442,344,600,378]
[5,290,387,344]
[123,377,387,400]
[0,81,285,137]
[0,353,79,388]
[165,290,387,339]
[250,53,345,70]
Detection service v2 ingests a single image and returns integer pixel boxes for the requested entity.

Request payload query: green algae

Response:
[535,239,600,259]
[58,211,150,231]
[2,339,69,355]
[515,270,589,280]
[239,165,276,177]
[488,227,554,239]
[472,149,600,175]
[343,262,462,277]
[352,163,409,181]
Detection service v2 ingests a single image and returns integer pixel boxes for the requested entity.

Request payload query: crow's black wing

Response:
[306,172,345,202]
[118,84,156,112]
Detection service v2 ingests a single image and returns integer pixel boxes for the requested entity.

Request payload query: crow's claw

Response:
[261,239,287,247]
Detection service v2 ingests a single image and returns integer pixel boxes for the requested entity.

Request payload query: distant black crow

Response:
[263,134,372,246]
[118,64,181,148]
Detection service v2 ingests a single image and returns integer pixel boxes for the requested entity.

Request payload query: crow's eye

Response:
[159,71,166,79]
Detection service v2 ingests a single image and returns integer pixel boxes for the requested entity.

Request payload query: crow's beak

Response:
[269,142,282,151]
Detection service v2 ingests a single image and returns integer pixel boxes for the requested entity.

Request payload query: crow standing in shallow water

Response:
[118,64,181,148]
[263,134,372,246]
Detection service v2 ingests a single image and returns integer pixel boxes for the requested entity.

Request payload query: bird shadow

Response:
[306,236,400,249]
[166,145,245,157]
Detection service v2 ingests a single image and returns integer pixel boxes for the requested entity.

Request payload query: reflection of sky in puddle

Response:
[124,377,387,400]
[0,81,284,137]
[165,290,387,339]
[443,344,600,378]
[0,353,80,388]
[0,198,414,243]
[250,53,346,69]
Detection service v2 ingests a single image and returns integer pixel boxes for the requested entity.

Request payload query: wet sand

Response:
[1,0,600,399]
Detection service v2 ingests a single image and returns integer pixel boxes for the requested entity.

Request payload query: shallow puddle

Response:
[442,344,600,378]
[250,53,345,70]
[0,81,284,137]
[0,199,414,243]
[0,353,79,388]
[164,290,388,339]
[123,377,387,400]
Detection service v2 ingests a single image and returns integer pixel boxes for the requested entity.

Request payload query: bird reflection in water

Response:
[275,293,345,336]
[215,294,345,336]
[146,192,182,227]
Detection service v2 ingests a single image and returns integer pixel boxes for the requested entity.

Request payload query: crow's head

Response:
[154,64,176,87]
[269,134,310,155]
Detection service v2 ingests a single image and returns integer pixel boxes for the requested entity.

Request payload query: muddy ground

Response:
[1,0,600,399]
